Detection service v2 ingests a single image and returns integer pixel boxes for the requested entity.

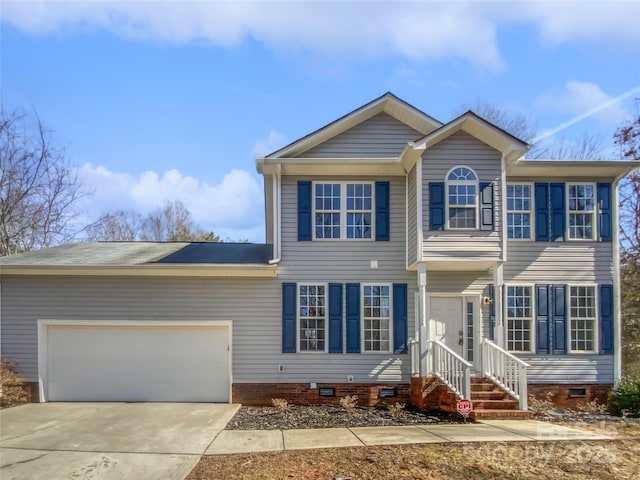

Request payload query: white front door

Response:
[429,296,464,357]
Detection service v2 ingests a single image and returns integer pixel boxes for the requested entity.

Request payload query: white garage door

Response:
[42,322,230,402]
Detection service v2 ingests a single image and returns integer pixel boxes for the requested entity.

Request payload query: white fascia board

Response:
[507,160,640,178]
[1,264,278,277]
[258,157,407,176]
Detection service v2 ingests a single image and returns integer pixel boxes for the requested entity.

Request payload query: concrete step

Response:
[471,409,532,420]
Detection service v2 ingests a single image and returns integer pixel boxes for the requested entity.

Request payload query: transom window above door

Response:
[314,182,373,239]
[446,166,478,229]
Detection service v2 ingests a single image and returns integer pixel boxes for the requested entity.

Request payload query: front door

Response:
[429,296,464,357]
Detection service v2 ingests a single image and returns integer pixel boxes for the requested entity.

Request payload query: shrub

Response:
[374,400,389,410]
[528,391,555,415]
[0,358,30,408]
[271,398,288,412]
[608,376,640,417]
[576,398,607,415]
[339,395,358,411]
[388,402,405,417]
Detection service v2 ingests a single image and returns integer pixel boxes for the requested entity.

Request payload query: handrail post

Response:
[464,365,471,400]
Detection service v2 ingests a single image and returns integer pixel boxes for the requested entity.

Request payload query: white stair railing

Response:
[431,340,472,400]
[481,339,530,410]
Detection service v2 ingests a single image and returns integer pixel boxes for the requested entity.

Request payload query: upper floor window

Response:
[314,182,373,239]
[446,167,478,229]
[298,284,327,352]
[362,284,391,353]
[507,184,532,239]
[567,184,595,240]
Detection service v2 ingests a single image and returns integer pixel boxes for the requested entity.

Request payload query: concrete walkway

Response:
[206,420,611,455]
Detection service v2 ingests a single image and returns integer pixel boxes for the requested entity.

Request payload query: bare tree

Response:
[0,109,82,256]
[614,108,640,375]
[85,210,143,241]
[140,200,220,242]
[457,101,603,159]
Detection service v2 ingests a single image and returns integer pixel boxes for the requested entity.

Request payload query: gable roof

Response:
[411,110,530,164]
[264,92,442,159]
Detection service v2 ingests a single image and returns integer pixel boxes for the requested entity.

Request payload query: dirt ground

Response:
[186,422,640,480]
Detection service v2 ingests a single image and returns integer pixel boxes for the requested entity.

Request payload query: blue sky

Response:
[2,1,639,241]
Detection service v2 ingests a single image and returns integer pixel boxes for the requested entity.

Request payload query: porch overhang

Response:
[410,259,499,272]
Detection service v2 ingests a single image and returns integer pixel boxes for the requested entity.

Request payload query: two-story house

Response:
[1,93,637,416]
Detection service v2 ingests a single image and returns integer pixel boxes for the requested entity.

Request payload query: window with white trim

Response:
[507,286,533,352]
[569,286,597,352]
[362,284,391,352]
[314,182,373,239]
[446,167,478,229]
[298,284,326,352]
[568,184,595,240]
[507,184,532,239]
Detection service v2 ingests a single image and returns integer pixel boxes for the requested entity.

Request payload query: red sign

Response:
[457,399,473,416]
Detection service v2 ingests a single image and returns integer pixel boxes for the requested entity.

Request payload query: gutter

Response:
[269,164,282,265]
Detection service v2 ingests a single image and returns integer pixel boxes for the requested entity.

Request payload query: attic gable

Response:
[265,92,442,159]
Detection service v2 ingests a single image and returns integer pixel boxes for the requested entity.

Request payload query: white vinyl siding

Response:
[521,355,614,384]
[407,164,418,266]
[299,112,423,158]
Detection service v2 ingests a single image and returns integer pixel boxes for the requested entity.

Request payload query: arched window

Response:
[446,166,478,229]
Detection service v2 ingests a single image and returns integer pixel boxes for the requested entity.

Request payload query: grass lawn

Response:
[186,422,640,480]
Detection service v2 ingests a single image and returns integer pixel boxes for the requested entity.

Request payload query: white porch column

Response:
[493,263,505,348]
[418,263,429,376]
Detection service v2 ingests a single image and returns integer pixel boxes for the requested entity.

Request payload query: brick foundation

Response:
[232,383,410,407]
[527,384,612,409]
[409,376,459,413]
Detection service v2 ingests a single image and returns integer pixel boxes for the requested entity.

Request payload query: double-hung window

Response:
[446,167,478,229]
[362,284,391,352]
[507,184,532,239]
[314,182,373,239]
[568,184,595,240]
[298,284,326,352]
[506,286,533,352]
[569,286,597,352]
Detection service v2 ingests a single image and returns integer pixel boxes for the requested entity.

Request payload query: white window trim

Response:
[360,282,393,354]
[505,284,536,354]
[506,182,534,241]
[445,166,479,230]
[297,282,329,354]
[566,182,597,241]
[567,283,599,354]
[312,181,375,241]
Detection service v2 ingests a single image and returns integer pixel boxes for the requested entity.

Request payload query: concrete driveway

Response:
[0,402,239,480]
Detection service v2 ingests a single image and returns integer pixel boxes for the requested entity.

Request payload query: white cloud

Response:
[3,2,637,71]
[78,164,264,241]
[535,81,631,127]
[252,130,289,157]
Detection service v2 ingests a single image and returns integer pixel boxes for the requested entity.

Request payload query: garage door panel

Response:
[46,324,230,402]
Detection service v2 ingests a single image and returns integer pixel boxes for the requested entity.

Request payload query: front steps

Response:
[469,377,530,420]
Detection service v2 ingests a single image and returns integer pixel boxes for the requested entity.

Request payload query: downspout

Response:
[268,164,282,265]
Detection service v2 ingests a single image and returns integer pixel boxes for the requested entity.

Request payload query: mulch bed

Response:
[225,404,466,430]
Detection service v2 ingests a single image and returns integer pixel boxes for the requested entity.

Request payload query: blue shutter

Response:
[552,285,567,354]
[392,284,408,353]
[282,283,297,353]
[550,183,565,241]
[328,283,343,353]
[597,183,612,242]
[345,283,361,353]
[536,285,550,354]
[429,182,445,230]
[535,183,549,241]
[479,182,494,231]
[297,181,312,241]
[488,284,495,341]
[375,181,390,241]
[600,284,614,354]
